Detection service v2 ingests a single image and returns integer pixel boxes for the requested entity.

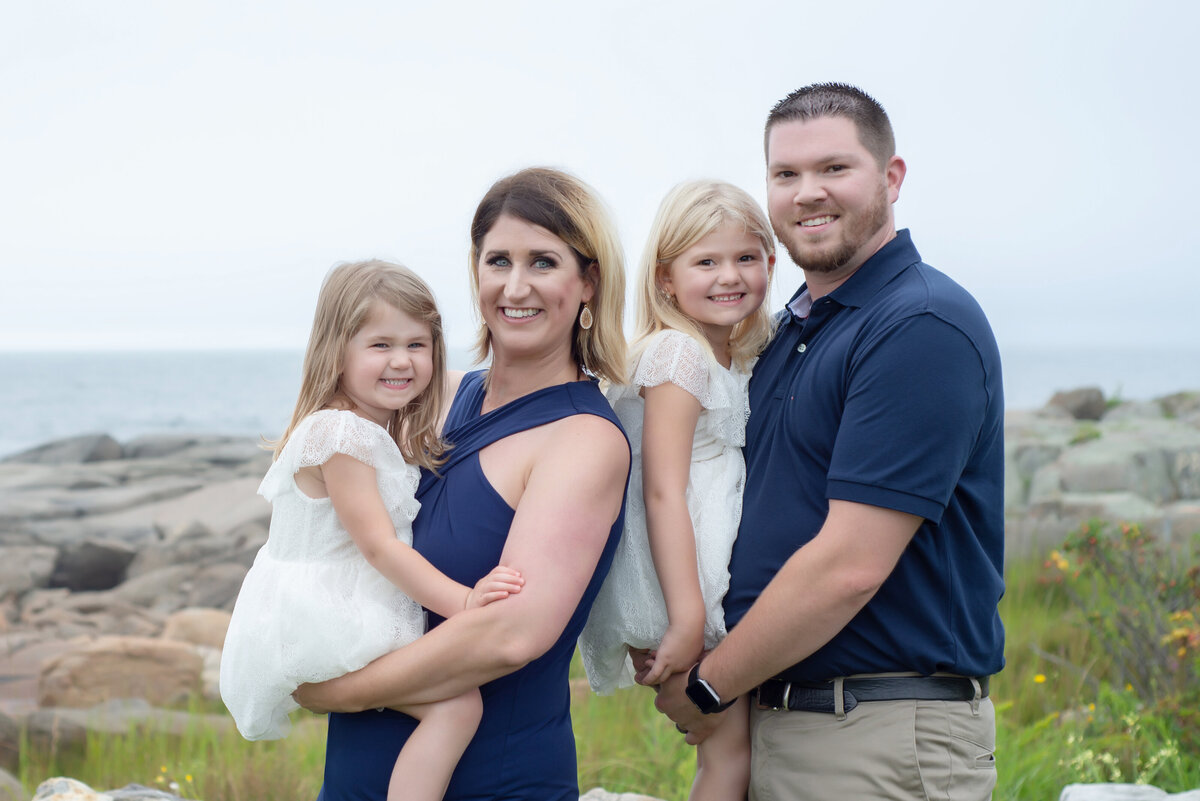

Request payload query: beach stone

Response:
[38,635,203,708]
[1048,387,1107,420]
[1059,783,1200,800]
[0,544,58,595]
[109,784,200,801]
[161,607,230,650]
[50,539,137,591]
[4,434,122,465]
[32,777,112,800]
[580,790,665,801]
[0,768,21,801]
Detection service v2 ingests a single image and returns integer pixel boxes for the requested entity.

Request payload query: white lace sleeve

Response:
[258,410,410,502]
[631,330,716,407]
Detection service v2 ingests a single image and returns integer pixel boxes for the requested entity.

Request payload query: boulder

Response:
[580,790,666,801]
[161,608,231,650]
[1047,387,1107,421]
[111,562,247,614]
[1059,783,1200,800]
[32,777,112,800]
[0,545,58,595]
[50,540,137,592]
[3,434,122,465]
[38,636,204,708]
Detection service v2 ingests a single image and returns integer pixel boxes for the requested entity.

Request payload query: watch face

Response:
[686,677,720,713]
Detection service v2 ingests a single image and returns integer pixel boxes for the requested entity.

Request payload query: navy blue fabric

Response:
[724,230,1006,681]
[317,371,628,801]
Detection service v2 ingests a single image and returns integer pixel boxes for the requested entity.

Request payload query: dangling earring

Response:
[579,304,594,330]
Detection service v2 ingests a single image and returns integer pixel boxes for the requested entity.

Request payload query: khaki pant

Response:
[749,697,996,801]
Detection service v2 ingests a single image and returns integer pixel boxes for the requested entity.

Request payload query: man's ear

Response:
[886,155,907,203]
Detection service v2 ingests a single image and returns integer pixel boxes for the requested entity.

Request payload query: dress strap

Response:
[417,371,624,498]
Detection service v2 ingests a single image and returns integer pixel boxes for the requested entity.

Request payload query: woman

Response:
[295,167,631,800]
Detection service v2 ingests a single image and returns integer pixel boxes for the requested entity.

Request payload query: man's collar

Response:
[788,229,922,311]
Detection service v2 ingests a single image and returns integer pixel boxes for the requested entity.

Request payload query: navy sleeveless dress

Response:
[317,371,629,801]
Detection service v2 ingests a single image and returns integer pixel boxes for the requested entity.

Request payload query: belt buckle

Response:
[759,680,793,710]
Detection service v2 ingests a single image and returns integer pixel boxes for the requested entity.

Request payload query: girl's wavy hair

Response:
[467,167,627,384]
[633,180,775,371]
[271,259,447,472]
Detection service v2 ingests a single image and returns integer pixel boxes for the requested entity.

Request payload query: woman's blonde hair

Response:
[634,180,775,370]
[273,259,447,472]
[467,167,627,384]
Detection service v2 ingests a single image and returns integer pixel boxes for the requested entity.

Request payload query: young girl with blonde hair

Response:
[220,259,522,801]
[580,181,774,800]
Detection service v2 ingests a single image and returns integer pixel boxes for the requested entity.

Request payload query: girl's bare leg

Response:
[689,694,750,801]
[386,689,482,801]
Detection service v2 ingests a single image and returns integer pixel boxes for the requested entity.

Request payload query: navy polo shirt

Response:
[724,230,1005,681]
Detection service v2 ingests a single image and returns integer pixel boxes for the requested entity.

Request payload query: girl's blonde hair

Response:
[467,167,627,384]
[633,180,776,371]
[273,259,447,472]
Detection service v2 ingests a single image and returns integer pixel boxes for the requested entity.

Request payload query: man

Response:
[655,83,1005,800]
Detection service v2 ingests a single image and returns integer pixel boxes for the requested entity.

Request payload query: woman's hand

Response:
[293,674,360,715]
[464,565,525,609]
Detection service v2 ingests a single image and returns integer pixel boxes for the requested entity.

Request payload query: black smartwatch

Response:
[684,662,734,714]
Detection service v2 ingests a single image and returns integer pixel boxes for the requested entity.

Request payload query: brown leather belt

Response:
[755,675,988,714]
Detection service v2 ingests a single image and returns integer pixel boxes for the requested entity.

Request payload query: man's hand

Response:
[653,666,724,745]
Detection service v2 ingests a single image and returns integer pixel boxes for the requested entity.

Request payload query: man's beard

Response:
[775,187,890,274]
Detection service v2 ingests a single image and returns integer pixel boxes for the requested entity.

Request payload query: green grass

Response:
[17,551,1200,800]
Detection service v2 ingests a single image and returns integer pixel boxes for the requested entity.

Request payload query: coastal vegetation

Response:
[16,521,1200,801]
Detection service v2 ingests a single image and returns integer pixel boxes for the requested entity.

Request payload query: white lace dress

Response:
[219,409,426,740]
[579,329,753,694]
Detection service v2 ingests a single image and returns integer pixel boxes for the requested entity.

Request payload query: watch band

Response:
[685,662,734,714]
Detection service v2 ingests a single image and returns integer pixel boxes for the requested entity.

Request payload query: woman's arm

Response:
[636,381,706,685]
[295,413,629,713]
[324,454,520,618]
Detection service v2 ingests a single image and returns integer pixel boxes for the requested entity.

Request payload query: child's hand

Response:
[635,624,703,686]
[465,565,524,609]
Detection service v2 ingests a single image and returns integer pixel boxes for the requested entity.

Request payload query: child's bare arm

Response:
[324,453,476,618]
[638,381,706,685]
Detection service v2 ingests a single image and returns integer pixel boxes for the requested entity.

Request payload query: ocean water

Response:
[1,345,1197,459]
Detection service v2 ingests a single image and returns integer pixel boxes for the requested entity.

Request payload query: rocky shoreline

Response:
[2,387,1199,800]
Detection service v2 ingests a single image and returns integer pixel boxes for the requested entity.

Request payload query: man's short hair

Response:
[765,83,895,167]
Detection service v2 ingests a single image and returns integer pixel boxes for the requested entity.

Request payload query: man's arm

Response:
[655,499,921,742]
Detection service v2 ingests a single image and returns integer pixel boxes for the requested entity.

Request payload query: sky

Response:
[3,0,1198,357]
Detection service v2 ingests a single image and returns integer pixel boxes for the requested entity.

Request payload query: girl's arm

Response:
[293,413,629,712]
[323,453,522,617]
[636,381,706,686]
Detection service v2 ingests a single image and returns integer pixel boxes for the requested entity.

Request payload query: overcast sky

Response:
[3,0,1198,356]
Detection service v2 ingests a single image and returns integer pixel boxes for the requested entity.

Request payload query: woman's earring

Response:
[579,304,594,330]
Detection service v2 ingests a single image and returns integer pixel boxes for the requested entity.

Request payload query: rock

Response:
[4,434,122,465]
[161,608,230,650]
[38,636,204,708]
[32,777,112,800]
[580,790,666,801]
[0,767,21,801]
[1059,783,1200,800]
[111,562,247,614]
[1048,387,1107,420]
[87,477,269,540]
[1160,391,1200,420]
[50,539,137,592]
[0,545,58,595]
[1102,400,1164,422]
